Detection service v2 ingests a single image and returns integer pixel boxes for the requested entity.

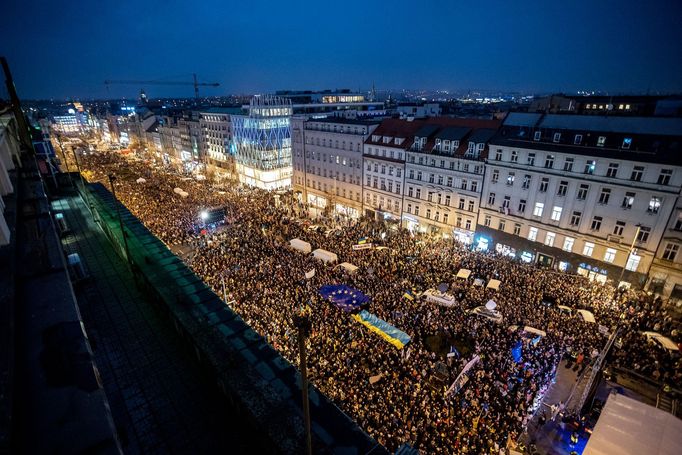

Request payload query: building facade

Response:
[292,116,379,218]
[232,96,293,189]
[478,112,682,288]
[402,120,499,242]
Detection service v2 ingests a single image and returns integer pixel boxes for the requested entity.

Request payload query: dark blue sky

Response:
[3,0,682,99]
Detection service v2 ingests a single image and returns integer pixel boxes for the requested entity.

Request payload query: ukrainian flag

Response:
[358,237,368,244]
[403,290,415,301]
[352,310,411,349]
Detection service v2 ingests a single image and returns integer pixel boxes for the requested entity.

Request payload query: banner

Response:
[352,310,411,349]
[304,269,316,279]
[353,243,373,250]
[445,355,480,396]
[319,284,370,312]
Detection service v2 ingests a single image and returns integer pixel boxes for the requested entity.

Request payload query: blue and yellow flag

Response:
[358,237,368,244]
[403,290,415,301]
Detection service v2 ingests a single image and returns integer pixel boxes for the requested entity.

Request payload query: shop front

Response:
[335,203,359,219]
[577,263,608,284]
[453,228,474,245]
[495,242,516,258]
[307,193,327,209]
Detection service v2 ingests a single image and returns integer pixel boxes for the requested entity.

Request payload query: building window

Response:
[674,213,682,231]
[604,248,617,263]
[663,243,679,261]
[622,138,632,149]
[511,151,518,162]
[545,155,554,168]
[518,199,526,213]
[471,181,478,192]
[577,184,589,200]
[484,215,491,227]
[534,131,541,141]
[625,253,640,272]
[551,206,562,221]
[648,196,661,214]
[445,195,451,206]
[414,206,420,216]
[597,136,606,147]
[459,198,465,210]
[498,220,506,231]
[613,220,626,236]
[408,187,413,197]
[637,226,651,243]
[507,172,515,186]
[539,178,549,192]
[563,237,574,252]
[598,188,611,204]
[426,209,431,219]
[488,193,496,205]
[557,181,568,197]
[622,192,635,209]
[465,219,472,230]
[527,153,535,166]
[606,163,619,178]
[658,169,672,185]
[533,202,544,217]
[564,158,574,172]
[631,166,644,181]
[553,133,561,143]
[584,160,596,175]
[468,200,475,212]
[443,214,449,224]
[491,170,499,183]
[528,227,538,242]
[446,177,453,187]
[582,242,595,257]
[513,223,521,235]
[545,232,556,247]
[591,216,602,231]
[574,134,582,145]
[570,211,582,226]
[495,149,502,160]
[415,189,421,199]
[522,174,531,190]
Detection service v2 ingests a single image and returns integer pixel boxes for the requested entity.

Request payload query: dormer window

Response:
[453,140,459,148]
[477,143,484,151]
[574,134,582,144]
[443,140,450,152]
[622,138,632,149]
[553,132,561,143]
[534,131,541,141]
[383,136,391,144]
[372,135,380,142]
[597,136,606,147]
[467,142,475,153]
[435,138,441,148]
[395,137,404,145]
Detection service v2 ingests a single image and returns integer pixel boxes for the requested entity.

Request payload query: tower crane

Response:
[104,73,220,99]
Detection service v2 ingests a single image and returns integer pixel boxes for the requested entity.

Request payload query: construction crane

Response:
[104,73,219,99]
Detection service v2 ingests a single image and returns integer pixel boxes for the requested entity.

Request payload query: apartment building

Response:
[402,119,500,242]
[292,116,379,218]
[478,112,682,289]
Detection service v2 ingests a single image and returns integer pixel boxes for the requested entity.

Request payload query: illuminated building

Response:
[52,115,80,134]
[292,116,380,218]
[232,96,293,189]
[479,113,682,290]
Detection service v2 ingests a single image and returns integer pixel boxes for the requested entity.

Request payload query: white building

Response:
[402,119,500,243]
[292,116,379,218]
[478,112,682,290]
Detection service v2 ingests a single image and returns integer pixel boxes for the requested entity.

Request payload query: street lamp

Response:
[108,174,132,265]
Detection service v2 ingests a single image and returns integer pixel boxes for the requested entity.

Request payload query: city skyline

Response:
[4,0,682,99]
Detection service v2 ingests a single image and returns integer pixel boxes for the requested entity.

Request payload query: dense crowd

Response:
[80,152,681,454]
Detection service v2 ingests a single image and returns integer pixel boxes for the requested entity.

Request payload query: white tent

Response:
[557,305,573,313]
[523,326,547,337]
[583,393,682,455]
[473,279,484,286]
[195,174,206,181]
[338,262,359,274]
[456,268,472,279]
[643,331,680,351]
[289,238,312,254]
[312,248,338,263]
[577,309,596,323]
[486,279,501,290]
[173,187,184,194]
[136,177,146,183]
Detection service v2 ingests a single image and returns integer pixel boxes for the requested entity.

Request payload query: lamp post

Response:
[293,312,313,455]
[108,174,132,265]
[617,224,642,290]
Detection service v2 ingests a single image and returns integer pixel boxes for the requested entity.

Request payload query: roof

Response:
[583,393,682,455]
[307,116,380,126]
[540,114,682,136]
[504,112,542,127]
[414,124,440,138]
[467,128,497,144]
[435,126,470,142]
[199,107,244,115]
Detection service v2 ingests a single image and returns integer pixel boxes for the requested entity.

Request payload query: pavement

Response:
[51,188,254,454]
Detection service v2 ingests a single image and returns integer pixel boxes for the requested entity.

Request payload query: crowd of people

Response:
[80,151,681,454]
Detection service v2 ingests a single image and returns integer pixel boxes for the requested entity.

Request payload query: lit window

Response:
[622,138,632,149]
[648,196,661,214]
[563,237,574,252]
[625,253,640,271]
[582,242,594,257]
[604,248,617,263]
[533,202,544,217]
[528,227,538,242]
[534,131,541,141]
[553,133,561,143]
[544,232,555,247]
[597,136,606,147]
[551,206,562,221]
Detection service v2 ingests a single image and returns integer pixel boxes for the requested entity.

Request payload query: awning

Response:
[312,248,338,263]
[338,262,359,274]
[289,238,312,254]
[577,309,596,323]
[456,268,471,279]
[486,279,501,290]
[583,393,682,455]
[643,331,680,351]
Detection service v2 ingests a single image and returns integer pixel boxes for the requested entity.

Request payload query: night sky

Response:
[3,0,682,99]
